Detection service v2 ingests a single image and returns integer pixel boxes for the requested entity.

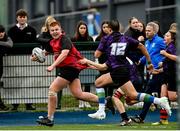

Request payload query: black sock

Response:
[120,112,129,121]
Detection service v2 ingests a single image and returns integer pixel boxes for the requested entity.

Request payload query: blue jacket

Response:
[140,34,166,69]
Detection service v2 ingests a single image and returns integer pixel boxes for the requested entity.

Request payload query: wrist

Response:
[147,61,151,65]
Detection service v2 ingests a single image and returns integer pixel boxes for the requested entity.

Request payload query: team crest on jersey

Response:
[152,42,156,47]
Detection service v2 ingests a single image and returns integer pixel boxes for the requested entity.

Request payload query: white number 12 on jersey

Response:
[110,42,127,56]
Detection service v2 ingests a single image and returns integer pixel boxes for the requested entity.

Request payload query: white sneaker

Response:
[159,97,172,116]
[84,102,91,108]
[88,110,106,120]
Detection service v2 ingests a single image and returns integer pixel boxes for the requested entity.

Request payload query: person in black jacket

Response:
[37,16,56,49]
[124,17,145,92]
[8,9,37,111]
[0,25,13,111]
[8,9,37,43]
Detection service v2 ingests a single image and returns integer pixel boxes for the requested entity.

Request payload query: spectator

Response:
[71,20,94,108]
[124,17,144,92]
[8,9,37,111]
[124,17,141,40]
[0,25,13,111]
[137,20,146,44]
[37,16,56,49]
[8,9,37,43]
[130,22,166,123]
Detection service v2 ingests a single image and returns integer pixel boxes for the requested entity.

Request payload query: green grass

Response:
[0,122,177,130]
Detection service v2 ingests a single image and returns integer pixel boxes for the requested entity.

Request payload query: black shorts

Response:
[57,66,80,82]
[110,66,130,86]
[161,72,176,91]
[167,72,177,91]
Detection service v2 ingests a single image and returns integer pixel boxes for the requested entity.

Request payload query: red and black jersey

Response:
[47,35,87,70]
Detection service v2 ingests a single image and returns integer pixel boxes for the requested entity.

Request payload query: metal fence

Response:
[0,42,99,110]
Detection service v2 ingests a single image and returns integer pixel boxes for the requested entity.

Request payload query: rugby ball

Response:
[32,47,46,63]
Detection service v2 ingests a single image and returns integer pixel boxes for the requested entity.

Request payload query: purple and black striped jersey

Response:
[97,32,139,69]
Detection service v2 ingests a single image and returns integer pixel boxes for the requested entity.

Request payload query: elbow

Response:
[8,39,13,47]
[137,43,144,49]
[10,43,13,47]
[63,54,68,59]
[94,52,101,58]
[94,50,102,58]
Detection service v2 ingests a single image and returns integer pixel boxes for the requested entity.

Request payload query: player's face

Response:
[102,23,111,35]
[0,31,5,39]
[49,25,62,39]
[16,15,27,25]
[79,25,87,36]
[146,26,155,39]
[164,32,172,44]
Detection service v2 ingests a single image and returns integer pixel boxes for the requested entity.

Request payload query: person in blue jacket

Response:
[130,21,166,123]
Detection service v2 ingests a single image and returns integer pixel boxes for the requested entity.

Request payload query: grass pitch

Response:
[0,122,177,130]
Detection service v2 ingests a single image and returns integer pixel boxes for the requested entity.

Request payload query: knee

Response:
[127,93,137,100]
[168,95,177,101]
[95,79,101,87]
[48,90,57,97]
[73,92,83,99]
[113,90,123,99]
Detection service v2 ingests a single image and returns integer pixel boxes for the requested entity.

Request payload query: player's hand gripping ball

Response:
[32,47,46,63]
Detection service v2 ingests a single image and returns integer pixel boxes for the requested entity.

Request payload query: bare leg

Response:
[70,79,98,102]
[48,77,69,119]
[121,81,171,116]
[112,95,125,113]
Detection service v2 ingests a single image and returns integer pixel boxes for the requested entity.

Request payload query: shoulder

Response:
[124,28,131,35]
[154,35,163,41]
[61,35,71,41]
[8,25,18,31]
[100,35,110,43]
[122,35,138,42]
[61,35,72,44]
[27,25,37,31]
[88,36,94,41]
[70,37,76,42]
[95,35,101,41]
[168,43,176,49]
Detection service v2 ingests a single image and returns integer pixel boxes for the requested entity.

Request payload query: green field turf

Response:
[0,122,177,130]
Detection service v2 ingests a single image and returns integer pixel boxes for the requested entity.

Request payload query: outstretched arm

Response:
[79,58,108,71]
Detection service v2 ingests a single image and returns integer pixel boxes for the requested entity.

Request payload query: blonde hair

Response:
[169,23,177,33]
[147,22,159,34]
[41,16,56,32]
